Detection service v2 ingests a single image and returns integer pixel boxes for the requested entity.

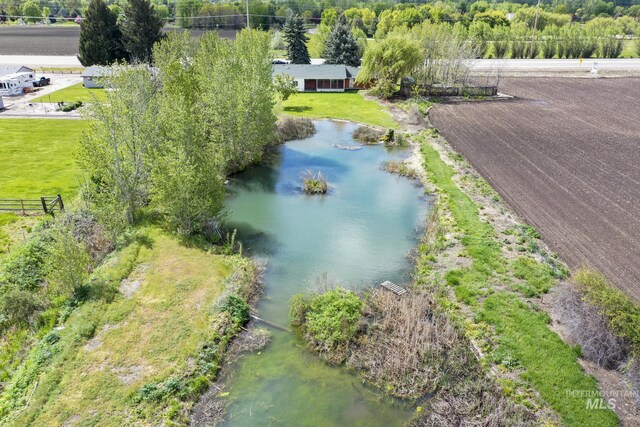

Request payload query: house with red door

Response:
[273,64,360,92]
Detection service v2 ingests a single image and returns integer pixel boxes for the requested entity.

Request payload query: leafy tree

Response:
[274,73,298,101]
[81,65,159,232]
[21,1,41,23]
[284,13,310,64]
[81,30,276,235]
[46,221,91,298]
[357,35,421,98]
[323,14,361,66]
[121,0,164,63]
[78,0,126,66]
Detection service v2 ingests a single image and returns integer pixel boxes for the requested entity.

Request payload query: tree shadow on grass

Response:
[283,106,312,113]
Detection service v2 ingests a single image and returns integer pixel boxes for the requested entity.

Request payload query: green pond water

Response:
[221,120,429,426]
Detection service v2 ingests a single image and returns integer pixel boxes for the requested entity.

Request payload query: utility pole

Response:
[530,0,541,58]
[246,0,250,28]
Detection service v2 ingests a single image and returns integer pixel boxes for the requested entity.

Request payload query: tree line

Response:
[283,11,361,66]
[77,0,163,65]
[81,29,277,236]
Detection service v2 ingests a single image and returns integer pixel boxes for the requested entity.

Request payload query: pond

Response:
[220,120,429,426]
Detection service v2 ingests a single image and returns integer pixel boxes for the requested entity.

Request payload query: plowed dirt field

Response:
[430,77,640,301]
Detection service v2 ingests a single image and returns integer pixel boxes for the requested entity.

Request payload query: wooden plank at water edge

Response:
[380,281,407,296]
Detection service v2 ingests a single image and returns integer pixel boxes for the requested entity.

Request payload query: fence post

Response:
[57,194,64,210]
[21,200,25,215]
[41,197,48,215]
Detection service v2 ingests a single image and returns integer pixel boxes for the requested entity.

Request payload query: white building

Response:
[82,66,109,88]
[273,64,360,92]
[0,65,35,77]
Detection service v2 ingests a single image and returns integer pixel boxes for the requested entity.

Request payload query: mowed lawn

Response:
[0,119,85,198]
[32,83,107,103]
[282,91,397,128]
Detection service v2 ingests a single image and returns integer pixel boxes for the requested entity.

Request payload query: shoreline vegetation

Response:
[290,99,640,425]
[0,222,261,425]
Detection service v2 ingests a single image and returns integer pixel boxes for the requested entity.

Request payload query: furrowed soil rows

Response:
[0,26,223,56]
[430,77,640,301]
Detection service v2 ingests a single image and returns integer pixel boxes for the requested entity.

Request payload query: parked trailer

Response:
[0,96,4,110]
[0,71,36,96]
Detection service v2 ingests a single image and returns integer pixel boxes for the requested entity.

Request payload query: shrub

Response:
[573,269,640,356]
[0,288,44,331]
[275,117,316,144]
[0,233,51,291]
[381,128,395,145]
[219,294,249,325]
[60,101,83,112]
[382,160,419,179]
[302,288,362,351]
[301,170,328,194]
[352,126,384,144]
[553,284,627,369]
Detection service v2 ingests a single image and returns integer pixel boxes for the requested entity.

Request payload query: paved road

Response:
[2,55,640,72]
[471,58,640,72]
[0,55,82,67]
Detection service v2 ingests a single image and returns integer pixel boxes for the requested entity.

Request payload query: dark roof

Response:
[274,64,359,80]
[0,65,35,77]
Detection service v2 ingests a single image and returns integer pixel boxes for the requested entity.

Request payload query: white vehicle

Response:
[0,72,36,96]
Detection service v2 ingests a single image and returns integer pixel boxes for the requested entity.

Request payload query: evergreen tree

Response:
[121,0,164,63]
[324,14,361,66]
[78,0,125,66]
[284,14,310,64]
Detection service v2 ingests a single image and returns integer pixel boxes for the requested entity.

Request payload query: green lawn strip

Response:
[31,83,107,104]
[477,294,619,427]
[512,256,556,297]
[419,136,618,426]
[281,91,397,128]
[0,227,254,426]
[0,118,86,199]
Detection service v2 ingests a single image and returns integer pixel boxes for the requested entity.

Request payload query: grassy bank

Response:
[0,118,85,199]
[417,134,618,426]
[282,92,397,128]
[31,83,106,104]
[0,226,257,425]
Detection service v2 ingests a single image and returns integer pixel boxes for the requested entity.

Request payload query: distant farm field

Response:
[430,77,640,302]
[0,118,85,199]
[0,25,225,55]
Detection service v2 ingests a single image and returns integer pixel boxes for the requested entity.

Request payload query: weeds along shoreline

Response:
[290,107,640,425]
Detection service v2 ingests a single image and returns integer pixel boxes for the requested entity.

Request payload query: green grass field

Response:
[0,119,85,199]
[31,83,106,104]
[282,91,397,128]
